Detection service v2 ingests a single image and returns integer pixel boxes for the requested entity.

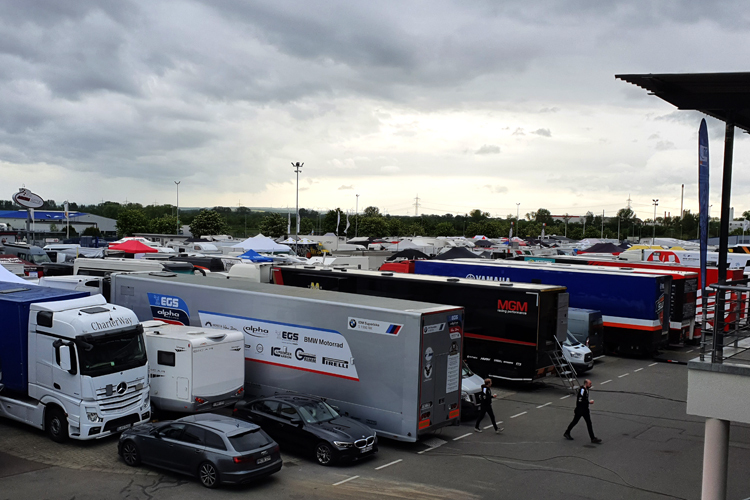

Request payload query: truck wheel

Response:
[315,442,336,466]
[121,441,141,466]
[198,461,220,488]
[46,407,69,443]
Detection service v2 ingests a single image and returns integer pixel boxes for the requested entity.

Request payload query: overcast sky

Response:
[1,1,749,220]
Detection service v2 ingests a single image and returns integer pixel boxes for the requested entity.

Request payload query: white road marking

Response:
[560,395,571,400]
[484,421,503,429]
[453,433,473,441]
[375,459,403,470]
[686,350,694,353]
[618,373,629,378]
[634,368,643,372]
[510,411,527,419]
[418,447,435,455]
[649,362,658,367]
[600,379,612,385]
[537,402,551,408]
[333,476,360,486]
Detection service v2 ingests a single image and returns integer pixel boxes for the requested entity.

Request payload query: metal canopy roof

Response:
[615,72,750,133]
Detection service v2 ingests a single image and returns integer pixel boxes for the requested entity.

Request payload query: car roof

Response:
[176,413,261,436]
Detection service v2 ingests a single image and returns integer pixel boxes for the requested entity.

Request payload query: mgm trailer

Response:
[272,266,569,382]
[110,272,464,442]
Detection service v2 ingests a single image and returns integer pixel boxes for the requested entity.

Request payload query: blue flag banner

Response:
[698,119,709,302]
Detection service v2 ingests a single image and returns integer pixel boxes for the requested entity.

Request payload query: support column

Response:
[701,418,730,500]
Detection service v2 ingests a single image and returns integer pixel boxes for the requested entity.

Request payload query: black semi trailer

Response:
[272,266,569,382]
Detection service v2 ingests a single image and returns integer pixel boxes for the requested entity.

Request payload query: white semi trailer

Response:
[0,283,151,442]
[111,272,464,442]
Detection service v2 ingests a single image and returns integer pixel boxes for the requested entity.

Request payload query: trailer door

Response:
[418,311,462,434]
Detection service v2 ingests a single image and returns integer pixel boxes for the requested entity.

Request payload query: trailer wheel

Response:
[315,442,336,466]
[198,461,220,488]
[46,407,69,443]
[121,440,141,466]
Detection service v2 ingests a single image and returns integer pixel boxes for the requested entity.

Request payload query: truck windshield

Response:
[76,330,147,377]
[29,253,51,265]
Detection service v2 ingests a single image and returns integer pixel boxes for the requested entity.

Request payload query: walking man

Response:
[564,379,602,443]
[474,378,503,433]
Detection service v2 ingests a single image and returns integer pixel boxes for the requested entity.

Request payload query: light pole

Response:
[516,203,520,221]
[652,199,659,245]
[292,162,303,255]
[174,181,180,234]
[355,194,359,238]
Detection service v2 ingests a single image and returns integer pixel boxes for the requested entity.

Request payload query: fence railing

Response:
[700,280,750,364]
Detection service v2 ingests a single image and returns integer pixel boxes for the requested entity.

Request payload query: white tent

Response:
[0,265,35,285]
[232,235,292,253]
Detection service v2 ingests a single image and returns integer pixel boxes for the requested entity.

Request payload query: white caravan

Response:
[140,321,244,414]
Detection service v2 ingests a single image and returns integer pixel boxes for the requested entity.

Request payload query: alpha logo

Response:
[497,300,528,315]
[278,331,299,344]
[322,357,349,369]
[295,348,316,363]
[271,346,292,359]
[244,325,269,338]
[466,274,510,282]
[148,293,189,326]
[349,319,357,328]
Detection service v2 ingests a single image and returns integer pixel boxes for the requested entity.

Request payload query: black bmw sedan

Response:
[118,413,282,488]
[233,395,377,466]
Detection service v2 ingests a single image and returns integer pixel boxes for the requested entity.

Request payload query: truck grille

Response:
[584,353,592,362]
[95,380,144,415]
[354,436,375,449]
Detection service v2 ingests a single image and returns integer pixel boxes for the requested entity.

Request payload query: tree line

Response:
[0,199,744,240]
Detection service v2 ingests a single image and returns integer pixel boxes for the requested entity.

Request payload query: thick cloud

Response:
[0,0,749,217]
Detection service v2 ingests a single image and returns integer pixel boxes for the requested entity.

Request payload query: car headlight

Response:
[85,408,103,423]
[461,392,471,402]
[570,351,583,359]
[333,441,353,449]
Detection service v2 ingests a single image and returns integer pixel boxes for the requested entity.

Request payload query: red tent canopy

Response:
[108,240,159,254]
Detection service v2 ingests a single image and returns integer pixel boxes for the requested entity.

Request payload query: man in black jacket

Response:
[474,379,503,433]
[564,379,602,444]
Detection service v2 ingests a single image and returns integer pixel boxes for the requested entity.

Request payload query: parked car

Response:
[233,394,377,466]
[562,332,594,373]
[118,413,282,488]
[460,361,485,417]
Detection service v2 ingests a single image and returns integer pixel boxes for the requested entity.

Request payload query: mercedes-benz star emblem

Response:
[116,382,127,394]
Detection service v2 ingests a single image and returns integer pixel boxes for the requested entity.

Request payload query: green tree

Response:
[469,209,490,221]
[259,213,287,238]
[190,210,229,239]
[300,218,315,235]
[116,209,150,237]
[322,209,347,234]
[388,218,405,237]
[533,208,553,225]
[49,223,59,232]
[358,216,389,237]
[149,215,179,234]
[82,226,102,237]
[363,206,381,217]
[434,222,456,237]
[406,223,425,236]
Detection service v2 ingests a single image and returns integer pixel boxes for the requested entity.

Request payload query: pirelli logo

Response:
[497,300,528,315]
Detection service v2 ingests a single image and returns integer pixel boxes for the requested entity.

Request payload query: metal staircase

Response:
[550,337,579,392]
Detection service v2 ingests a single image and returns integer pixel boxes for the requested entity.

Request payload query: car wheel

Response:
[198,461,220,488]
[46,407,69,443]
[121,440,141,466]
[315,442,336,466]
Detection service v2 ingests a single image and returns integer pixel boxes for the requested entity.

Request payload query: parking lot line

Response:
[634,368,643,372]
[618,373,629,378]
[536,402,551,408]
[453,433,473,441]
[417,447,435,455]
[649,362,658,367]
[560,395,571,400]
[510,411,527,419]
[375,459,403,470]
[333,475,360,486]
[484,421,503,429]
[600,379,612,385]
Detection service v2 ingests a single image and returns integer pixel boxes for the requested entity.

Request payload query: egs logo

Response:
[159,297,180,308]
[279,331,299,342]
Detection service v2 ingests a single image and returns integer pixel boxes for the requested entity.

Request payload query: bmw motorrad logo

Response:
[349,319,357,328]
[116,382,127,395]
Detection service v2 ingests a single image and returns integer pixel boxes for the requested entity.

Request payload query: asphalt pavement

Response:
[1,355,749,500]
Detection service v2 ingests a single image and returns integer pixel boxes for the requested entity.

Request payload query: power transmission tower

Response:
[413,195,421,216]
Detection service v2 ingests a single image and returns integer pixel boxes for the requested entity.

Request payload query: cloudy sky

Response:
[1,1,749,220]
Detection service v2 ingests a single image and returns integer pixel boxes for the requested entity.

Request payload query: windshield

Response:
[29,253,52,265]
[462,361,475,379]
[76,329,147,377]
[296,400,340,424]
[565,333,581,346]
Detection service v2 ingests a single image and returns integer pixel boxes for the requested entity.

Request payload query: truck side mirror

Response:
[53,340,77,375]
[59,345,73,372]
